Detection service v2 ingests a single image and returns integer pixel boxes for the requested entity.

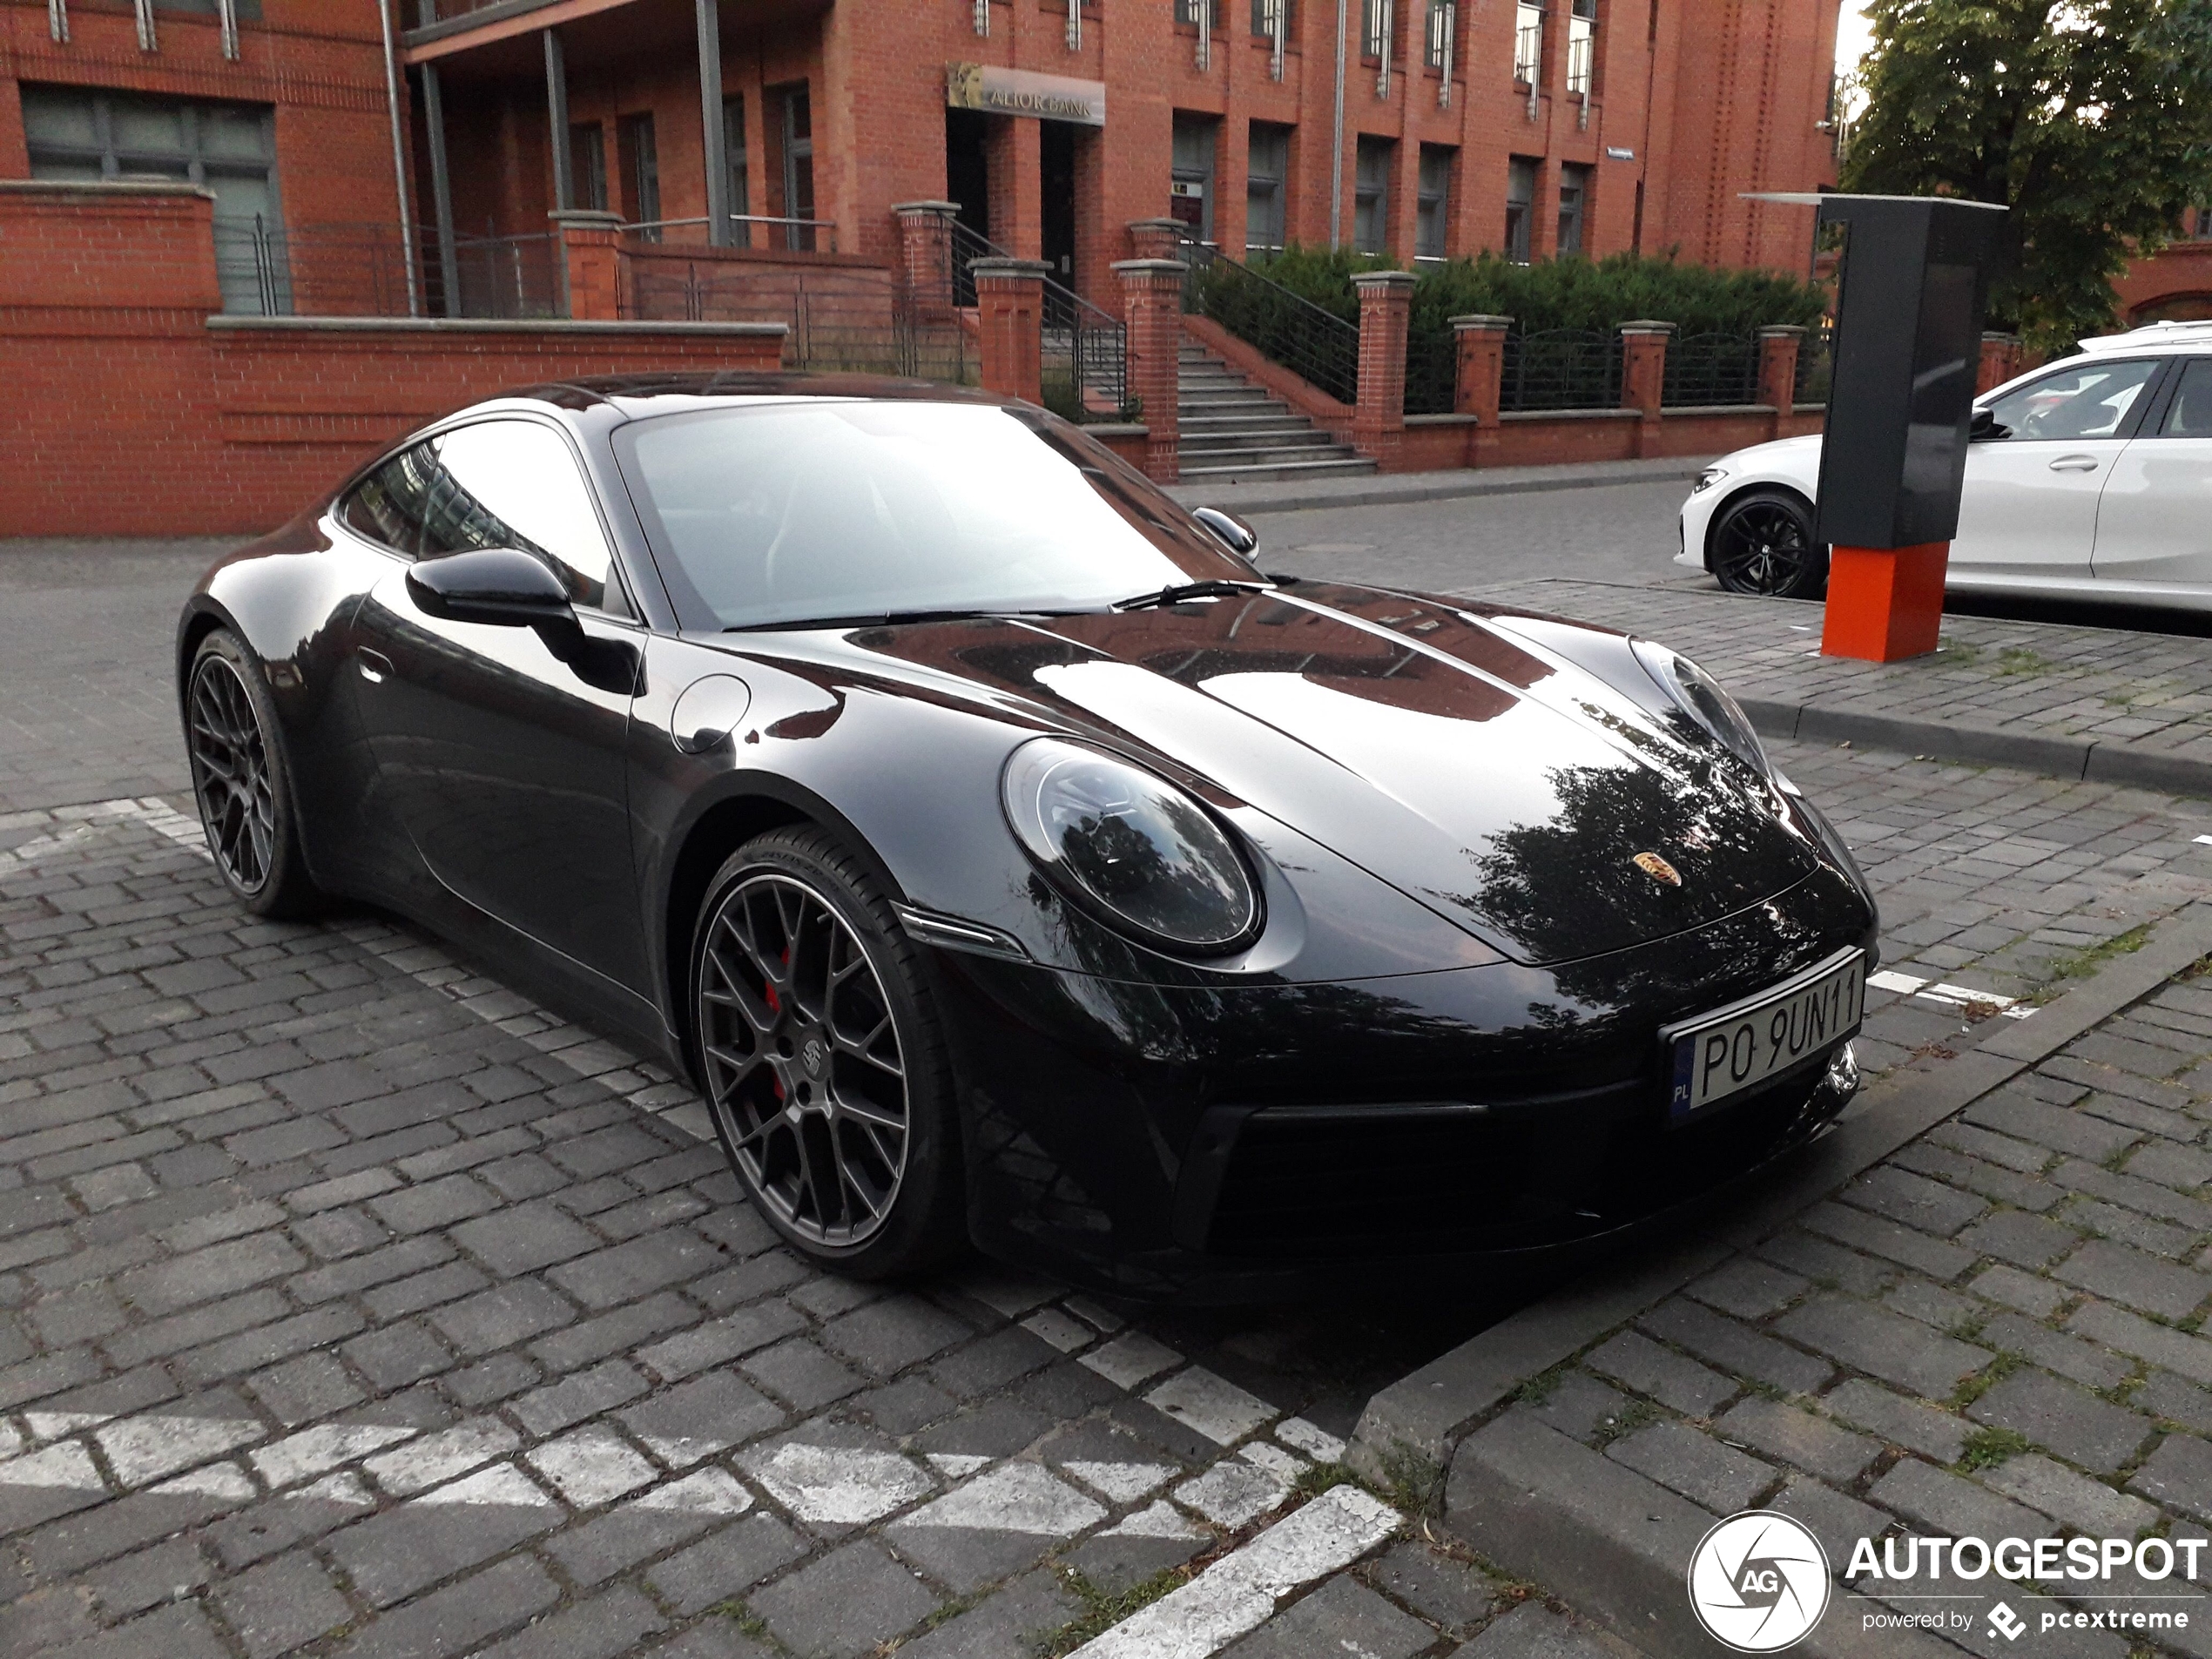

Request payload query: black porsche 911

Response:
[177,374,1876,1298]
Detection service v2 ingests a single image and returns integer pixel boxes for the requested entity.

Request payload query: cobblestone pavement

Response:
[6,734,2212,1659]
[1472,577,2212,771]
[1460,927,2212,1659]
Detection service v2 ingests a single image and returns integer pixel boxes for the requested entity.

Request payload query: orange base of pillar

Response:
[1820,542,1950,662]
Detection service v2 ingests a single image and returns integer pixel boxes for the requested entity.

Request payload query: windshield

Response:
[613,401,1258,631]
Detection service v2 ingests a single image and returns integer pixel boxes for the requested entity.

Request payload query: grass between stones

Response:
[2051,924,2155,987]
[1955,1426,2031,1473]
[1034,1564,1198,1656]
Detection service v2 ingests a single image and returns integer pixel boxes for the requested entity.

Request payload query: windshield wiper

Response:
[724,607,1055,633]
[1111,579,1273,611]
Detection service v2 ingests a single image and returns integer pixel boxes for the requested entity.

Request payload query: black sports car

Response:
[178,374,1877,1298]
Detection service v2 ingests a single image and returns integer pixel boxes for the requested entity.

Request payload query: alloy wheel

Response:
[187,657,277,894]
[698,873,910,1246]
[1714,501,1814,595]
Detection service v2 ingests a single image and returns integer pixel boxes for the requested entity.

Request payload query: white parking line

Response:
[1866,968,2033,1019]
[1175,1460,1290,1528]
[893,1462,1105,1538]
[1144,1369,1276,1447]
[742,1442,935,1526]
[1069,1484,1401,1657]
[1062,1460,1176,1503]
[1079,1332,1184,1390]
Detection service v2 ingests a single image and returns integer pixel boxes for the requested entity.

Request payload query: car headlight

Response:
[1631,639,1774,779]
[1001,738,1261,954]
[1690,466,1729,495]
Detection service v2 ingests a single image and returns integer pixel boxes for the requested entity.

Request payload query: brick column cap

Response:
[550,210,626,230]
[1125,217,1188,234]
[968,256,1052,278]
[1352,270,1418,293]
[1111,259,1190,274]
[1619,319,1677,334]
[1757,323,1807,339]
[892,200,961,217]
[1451,314,1514,331]
[1981,329,2020,343]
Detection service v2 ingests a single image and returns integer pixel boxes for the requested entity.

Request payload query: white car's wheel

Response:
[1710,489,1827,599]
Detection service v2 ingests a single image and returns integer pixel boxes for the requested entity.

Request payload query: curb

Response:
[1165,460,1709,516]
[1742,698,2212,802]
[1347,900,2212,1474]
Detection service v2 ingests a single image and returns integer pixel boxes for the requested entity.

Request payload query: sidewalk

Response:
[1467,577,2212,799]
[1163,456,1712,516]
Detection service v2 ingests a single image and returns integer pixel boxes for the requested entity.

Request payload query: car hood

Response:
[1716,432,1822,484]
[811,583,1821,967]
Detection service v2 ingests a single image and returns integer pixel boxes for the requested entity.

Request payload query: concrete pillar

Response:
[552,210,625,320]
[1126,217,1187,261]
[1114,257,1187,481]
[1757,324,1804,437]
[1352,270,1416,472]
[1619,320,1673,454]
[894,200,959,320]
[972,256,1049,406]
[696,0,732,246]
[1453,313,1511,469]
[1978,331,2023,395]
[421,63,462,317]
[985,116,1043,259]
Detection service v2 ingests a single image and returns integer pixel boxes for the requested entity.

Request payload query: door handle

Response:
[2048,455,2100,472]
[357,649,393,684]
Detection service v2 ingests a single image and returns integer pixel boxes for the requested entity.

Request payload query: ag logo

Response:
[1687,1510,1831,1652]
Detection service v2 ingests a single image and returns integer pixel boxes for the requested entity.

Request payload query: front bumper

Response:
[1677,482,1722,570]
[924,865,1876,1300]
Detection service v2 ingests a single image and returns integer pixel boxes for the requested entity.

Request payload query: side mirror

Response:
[1191,506,1259,560]
[407,548,574,627]
[1969,407,2001,442]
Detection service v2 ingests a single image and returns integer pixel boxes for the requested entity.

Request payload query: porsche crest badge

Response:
[1633,851,1683,887]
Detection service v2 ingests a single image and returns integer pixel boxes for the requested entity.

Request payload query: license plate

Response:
[1665,948,1865,1124]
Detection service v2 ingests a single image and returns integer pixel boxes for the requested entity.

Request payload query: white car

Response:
[1677,320,2212,609]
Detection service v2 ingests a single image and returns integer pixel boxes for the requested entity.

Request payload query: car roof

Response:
[468,372,1021,420]
[2076,320,2212,354]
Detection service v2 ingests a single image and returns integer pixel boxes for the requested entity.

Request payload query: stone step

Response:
[1178,429,1342,455]
[1175,455,1379,482]
[1172,345,1374,478]
[1177,415,1310,435]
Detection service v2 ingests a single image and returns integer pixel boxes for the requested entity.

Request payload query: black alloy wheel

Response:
[1709,489,1828,599]
[692,830,963,1275]
[185,631,320,916]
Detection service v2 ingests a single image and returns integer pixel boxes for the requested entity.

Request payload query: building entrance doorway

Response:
[945,107,990,246]
[1042,121,1076,287]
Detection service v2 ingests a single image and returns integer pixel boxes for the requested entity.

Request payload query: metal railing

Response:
[1179,237,1361,406]
[624,264,967,381]
[624,214,840,253]
[945,221,1128,420]
[1794,326,1833,403]
[206,219,559,319]
[1662,332,1761,408]
[1501,327,1621,412]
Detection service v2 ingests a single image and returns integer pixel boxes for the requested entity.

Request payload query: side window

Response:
[1981,358,2161,442]
[2158,359,2212,438]
[340,445,435,556]
[415,421,629,616]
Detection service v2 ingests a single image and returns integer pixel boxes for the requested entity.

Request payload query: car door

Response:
[350,417,651,991]
[2091,356,2212,594]
[1948,357,2166,583]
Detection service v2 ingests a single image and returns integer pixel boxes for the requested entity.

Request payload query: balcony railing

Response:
[625,214,840,254]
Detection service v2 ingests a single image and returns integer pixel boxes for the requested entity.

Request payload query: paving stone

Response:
[1685,1257,1811,1321]
[1364,1539,1501,1635]
[820,1295,974,1377]
[2138,1371,2212,1436]
[543,1471,751,1586]
[448,1202,603,1278]
[325,1464,562,1606]
[1843,1165,1991,1237]
[1968,1367,2154,1475]
[741,1338,867,1412]
[1583,1329,1737,1417]
[1975,1312,2132,1392]
[1823,1379,1970,1462]
[529,1291,695,1373]
[79,1536,212,1622]
[1981,1452,2160,1538]
[1966,1095,2141,1163]
[645,1514,811,1615]
[636,1303,808,1382]
[367,1173,496,1234]
[212,1552,354,1659]
[1776,1296,1992,1398]
[341,1322,453,1390]
[618,1370,784,1466]
[1453,1602,1617,1659]
[1754,1230,1898,1298]
[327,1555,560,1659]
[915,1398,1055,1461]
[1608,1420,1776,1512]
[547,1230,725,1309]
[1512,1371,1633,1447]
[1966,1264,2068,1318]
[1638,1297,1834,1396]
[1715,1397,1883,1485]
[2127,1430,2212,1521]
[928,1325,1059,1399]
[1061,1515,1210,1595]
[892,1566,1081,1659]
[1225,1573,1435,1659]
[467,1584,670,1659]
[510,1358,651,1437]
[1799,1201,1977,1280]
[1868,1456,2045,1541]
[750,1538,941,1658]
[2067,1300,2212,1387]
[2071,1197,2198,1258]
[2053,1238,2210,1321]
[117,1232,304,1317]
[426,1280,577,1356]
[1769,1474,1892,1575]
[1958,1208,2080,1270]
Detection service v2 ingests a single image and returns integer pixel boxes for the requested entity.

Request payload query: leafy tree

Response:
[1841,0,2212,354]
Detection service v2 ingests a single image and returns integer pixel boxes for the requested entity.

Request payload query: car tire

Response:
[691,827,967,1279]
[1708,488,1828,599]
[185,628,323,918]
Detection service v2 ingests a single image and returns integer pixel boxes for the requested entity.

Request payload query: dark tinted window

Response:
[1982,358,2160,442]
[416,421,627,616]
[615,401,1255,631]
[2159,358,2212,437]
[341,445,435,555]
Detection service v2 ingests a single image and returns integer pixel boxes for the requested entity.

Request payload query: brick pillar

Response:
[1619,320,1674,457]
[1352,271,1416,473]
[1978,331,2023,395]
[971,257,1049,407]
[551,210,625,320]
[893,200,959,321]
[1757,324,1804,439]
[1453,314,1511,469]
[985,116,1043,259]
[1114,258,1186,482]
[1127,218,1187,261]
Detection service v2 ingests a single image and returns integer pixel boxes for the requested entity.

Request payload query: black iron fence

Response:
[1662,332,1762,408]
[1501,327,1622,412]
[1180,239,1361,407]
[206,219,560,319]
[624,264,969,381]
[944,221,1128,421]
[1795,326,1834,404]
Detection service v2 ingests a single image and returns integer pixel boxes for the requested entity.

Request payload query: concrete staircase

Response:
[1176,344,1376,484]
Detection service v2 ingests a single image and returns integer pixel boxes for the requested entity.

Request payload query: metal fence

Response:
[1662,332,1762,408]
[625,215,841,254]
[1404,340,1457,416]
[1180,239,1361,406]
[944,222,1128,421]
[1795,326,1834,404]
[207,219,560,319]
[624,264,969,381]
[1501,327,1622,412]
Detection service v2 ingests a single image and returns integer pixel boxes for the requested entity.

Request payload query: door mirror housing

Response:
[406,548,575,627]
[1191,506,1260,560]
[1969,407,2001,442]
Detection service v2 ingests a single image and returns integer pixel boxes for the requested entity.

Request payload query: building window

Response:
[2193,205,2212,240]
[1416,145,1452,260]
[1558,161,1590,255]
[1360,0,1391,57]
[723,93,750,233]
[22,84,285,314]
[777,85,814,251]
[1176,0,1217,24]
[1567,0,1595,96]
[617,112,660,237]
[1247,122,1290,255]
[1171,112,1218,242]
[1251,0,1292,35]
[1505,155,1536,262]
[1353,134,1393,253]
[1514,2,1543,84]
[570,123,607,212]
[1425,0,1454,68]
